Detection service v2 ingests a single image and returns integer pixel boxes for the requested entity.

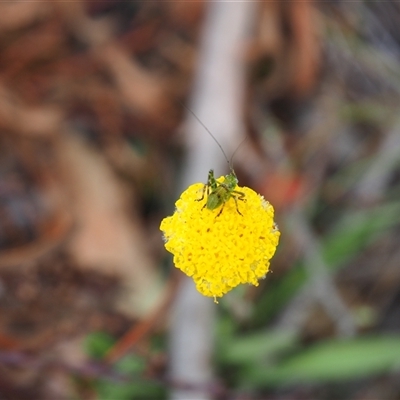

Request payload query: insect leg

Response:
[197,184,207,202]
[230,190,246,216]
[208,169,218,191]
[232,196,243,216]
[232,190,246,202]
[197,170,215,202]
[216,202,225,218]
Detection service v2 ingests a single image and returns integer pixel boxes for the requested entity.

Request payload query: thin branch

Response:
[169,3,258,400]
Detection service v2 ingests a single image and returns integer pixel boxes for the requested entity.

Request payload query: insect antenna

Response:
[181,102,248,174]
[181,102,231,168]
[229,135,248,173]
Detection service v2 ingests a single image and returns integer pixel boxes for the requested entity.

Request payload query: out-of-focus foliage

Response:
[1,0,400,399]
[85,332,166,400]
[254,201,400,324]
[244,335,400,386]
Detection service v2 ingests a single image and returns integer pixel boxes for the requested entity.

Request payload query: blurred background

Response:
[1,1,400,399]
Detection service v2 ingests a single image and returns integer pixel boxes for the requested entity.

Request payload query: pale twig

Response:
[273,116,400,338]
[277,207,357,337]
[169,3,258,400]
[353,121,400,203]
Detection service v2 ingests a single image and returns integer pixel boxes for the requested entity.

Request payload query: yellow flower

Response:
[160,176,280,302]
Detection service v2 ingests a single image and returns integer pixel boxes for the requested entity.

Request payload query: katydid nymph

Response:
[182,104,247,217]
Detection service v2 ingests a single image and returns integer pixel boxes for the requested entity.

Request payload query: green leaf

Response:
[322,201,400,269]
[219,330,297,365]
[252,267,307,325]
[253,202,400,325]
[96,354,166,400]
[84,332,166,400]
[340,102,394,124]
[246,335,400,386]
[84,332,114,359]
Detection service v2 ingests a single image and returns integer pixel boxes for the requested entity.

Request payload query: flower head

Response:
[160,176,280,302]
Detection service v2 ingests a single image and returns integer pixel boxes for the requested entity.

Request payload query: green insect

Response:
[182,104,247,217]
[198,168,246,217]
